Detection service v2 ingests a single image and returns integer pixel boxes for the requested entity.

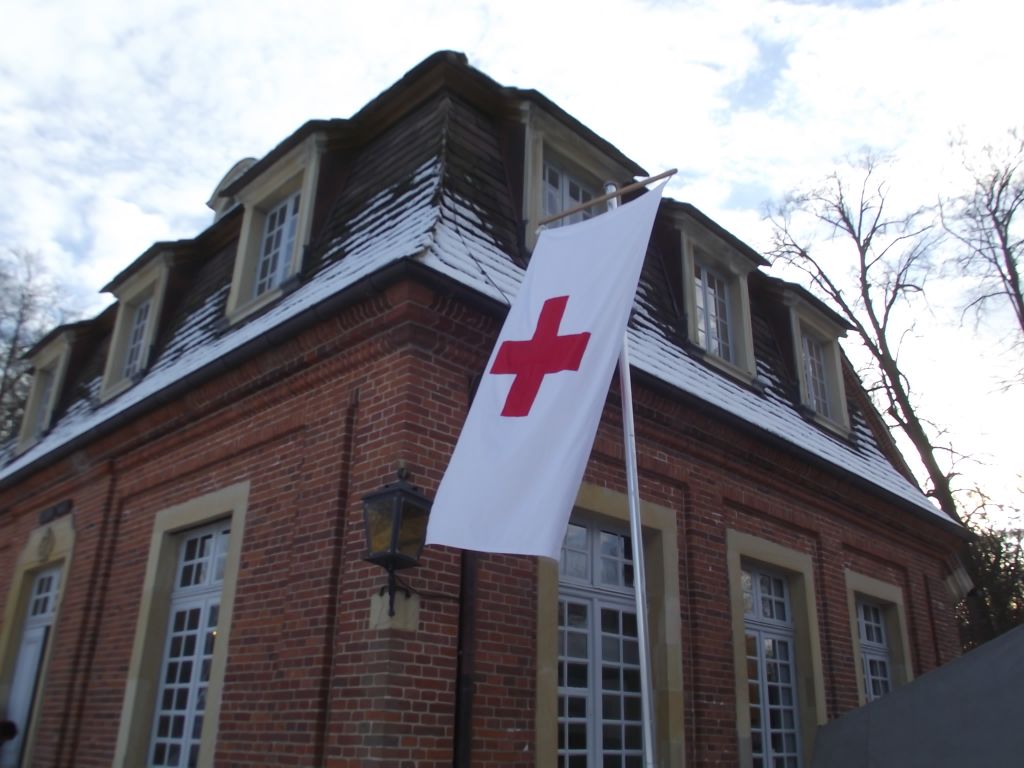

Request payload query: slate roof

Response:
[0,53,962,535]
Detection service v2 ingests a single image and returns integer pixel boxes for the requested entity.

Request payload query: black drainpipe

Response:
[452,369,485,766]
[453,549,479,767]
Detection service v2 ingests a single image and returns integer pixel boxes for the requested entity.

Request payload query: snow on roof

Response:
[0,158,445,483]
[628,310,943,521]
[0,107,956,532]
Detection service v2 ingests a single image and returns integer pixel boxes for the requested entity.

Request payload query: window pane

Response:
[150,524,227,766]
[801,330,831,418]
[745,567,801,767]
[695,262,733,360]
[543,162,595,227]
[255,192,300,296]
[124,296,152,378]
[558,520,639,766]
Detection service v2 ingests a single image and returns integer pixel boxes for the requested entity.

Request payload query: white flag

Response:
[425,183,665,560]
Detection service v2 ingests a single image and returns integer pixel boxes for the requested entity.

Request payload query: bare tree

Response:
[0,249,65,444]
[767,155,960,522]
[942,129,1024,357]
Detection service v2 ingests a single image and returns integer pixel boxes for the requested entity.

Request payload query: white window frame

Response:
[17,331,73,451]
[856,599,892,702]
[557,519,643,767]
[225,134,324,324]
[694,259,734,361]
[536,488,685,768]
[542,161,597,228]
[124,296,154,379]
[253,190,301,297]
[742,565,802,768]
[800,329,831,419]
[148,521,230,768]
[100,254,173,401]
[24,368,55,441]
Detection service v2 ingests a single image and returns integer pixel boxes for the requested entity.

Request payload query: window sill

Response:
[798,404,852,439]
[690,345,757,387]
[225,285,285,326]
[99,370,146,404]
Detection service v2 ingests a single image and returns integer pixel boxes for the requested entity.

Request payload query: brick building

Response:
[0,51,967,767]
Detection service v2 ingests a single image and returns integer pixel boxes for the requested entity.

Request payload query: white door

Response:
[2,566,61,768]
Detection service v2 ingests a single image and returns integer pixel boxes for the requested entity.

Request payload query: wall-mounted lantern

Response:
[362,467,432,616]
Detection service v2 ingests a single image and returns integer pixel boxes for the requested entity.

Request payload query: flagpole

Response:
[606,185,657,768]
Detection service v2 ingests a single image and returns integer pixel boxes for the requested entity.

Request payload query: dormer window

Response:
[542,162,595,226]
[24,368,55,440]
[787,296,850,431]
[519,103,642,250]
[17,331,73,451]
[677,227,759,380]
[100,254,172,401]
[225,134,324,323]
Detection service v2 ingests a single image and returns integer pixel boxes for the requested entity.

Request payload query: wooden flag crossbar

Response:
[536,168,677,229]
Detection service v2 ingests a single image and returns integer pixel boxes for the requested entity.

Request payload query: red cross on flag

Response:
[426,182,666,559]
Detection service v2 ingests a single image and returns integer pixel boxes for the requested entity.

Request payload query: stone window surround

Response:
[844,570,914,706]
[16,331,74,452]
[0,515,75,768]
[100,253,173,402]
[680,225,758,381]
[785,297,851,433]
[536,483,686,768]
[726,529,827,767]
[521,104,635,251]
[113,482,249,768]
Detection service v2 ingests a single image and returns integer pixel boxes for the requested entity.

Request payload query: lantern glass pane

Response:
[398,499,429,560]
[365,497,396,557]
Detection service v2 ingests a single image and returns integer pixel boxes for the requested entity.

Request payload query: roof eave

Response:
[0,256,499,491]
[630,365,968,541]
[510,87,647,178]
[662,199,769,267]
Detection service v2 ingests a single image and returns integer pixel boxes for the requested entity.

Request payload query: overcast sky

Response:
[2,0,1020,519]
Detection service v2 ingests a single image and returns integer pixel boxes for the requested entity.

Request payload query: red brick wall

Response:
[0,276,963,767]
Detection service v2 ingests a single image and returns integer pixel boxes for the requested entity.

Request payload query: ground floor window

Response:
[558,520,642,768]
[743,565,801,768]
[856,599,892,702]
[2,566,62,768]
[149,521,230,768]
